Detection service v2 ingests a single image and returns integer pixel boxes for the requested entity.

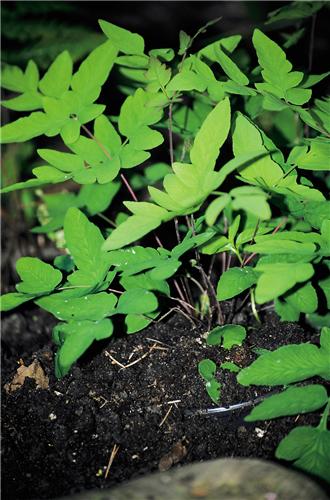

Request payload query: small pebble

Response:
[255,427,266,438]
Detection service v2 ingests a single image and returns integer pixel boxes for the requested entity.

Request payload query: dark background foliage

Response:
[2,1,329,72]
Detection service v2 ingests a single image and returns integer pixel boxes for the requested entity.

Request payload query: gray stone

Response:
[59,458,328,500]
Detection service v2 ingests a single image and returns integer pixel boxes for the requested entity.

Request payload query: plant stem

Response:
[96,213,117,228]
[120,173,138,201]
[196,265,224,325]
[221,252,227,273]
[168,102,174,165]
[250,288,261,323]
[226,253,232,272]
[308,14,317,72]
[186,274,206,296]
[173,280,192,314]
[207,254,216,280]
[168,293,199,314]
[174,218,181,243]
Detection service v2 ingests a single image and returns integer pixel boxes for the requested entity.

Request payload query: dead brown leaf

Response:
[158,440,188,472]
[4,359,49,393]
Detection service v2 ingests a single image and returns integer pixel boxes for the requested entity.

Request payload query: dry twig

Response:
[105,444,120,479]
[159,405,173,427]
[104,351,126,369]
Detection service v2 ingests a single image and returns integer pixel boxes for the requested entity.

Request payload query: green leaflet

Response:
[190,97,230,174]
[205,194,231,226]
[207,324,246,349]
[198,34,242,62]
[54,318,114,377]
[1,91,43,112]
[118,88,164,151]
[107,246,160,271]
[300,71,330,89]
[198,359,217,381]
[252,230,322,245]
[247,240,316,255]
[107,231,209,280]
[99,20,145,55]
[245,385,328,421]
[1,292,36,312]
[125,311,158,334]
[77,181,120,216]
[116,54,149,68]
[166,70,207,92]
[32,192,84,234]
[2,61,39,92]
[205,379,222,404]
[230,186,271,220]
[151,100,232,210]
[285,282,318,314]
[237,340,330,386]
[0,112,50,143]
[120,272,170,296]
[2,60,42,111]
[304,201,330,230]
[36,291,117,321]
[71,40,118,103]
[145,57,171,93]
[68,137,120,184]
[1,177,62,194]
[54,255,75,273]
[254,262,314,304]
[220,361,240,373]
[214,45,249,86]
[38,148,84,172]
[116,288,158,314]
[149,48,175,62]
[321,326,330,355]
[319,276,330,309]
[64,208,110,287]
[42,92,105,144]
[295,138,330,171]
[275,280,318,320]
[198,359,221,404]
[102,202,170,251]
[39,51,72,98]
[16,257,62,294]
[253,29,312,105]
[217,267,259,301]
[232,113,283,187]
[275,298,300,322]
[275,425,330,483]
[228,215,241,244]
[178,30,191,55]
[266,1,325,25]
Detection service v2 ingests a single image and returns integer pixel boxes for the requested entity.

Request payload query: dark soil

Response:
[1,304,326,500]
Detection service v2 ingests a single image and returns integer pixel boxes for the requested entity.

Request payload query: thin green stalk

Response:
[96,213,117,228]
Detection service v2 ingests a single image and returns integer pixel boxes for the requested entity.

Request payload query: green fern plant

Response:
[1,3,329,481]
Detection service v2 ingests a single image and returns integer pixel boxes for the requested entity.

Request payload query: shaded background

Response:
[2,1,329,71]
